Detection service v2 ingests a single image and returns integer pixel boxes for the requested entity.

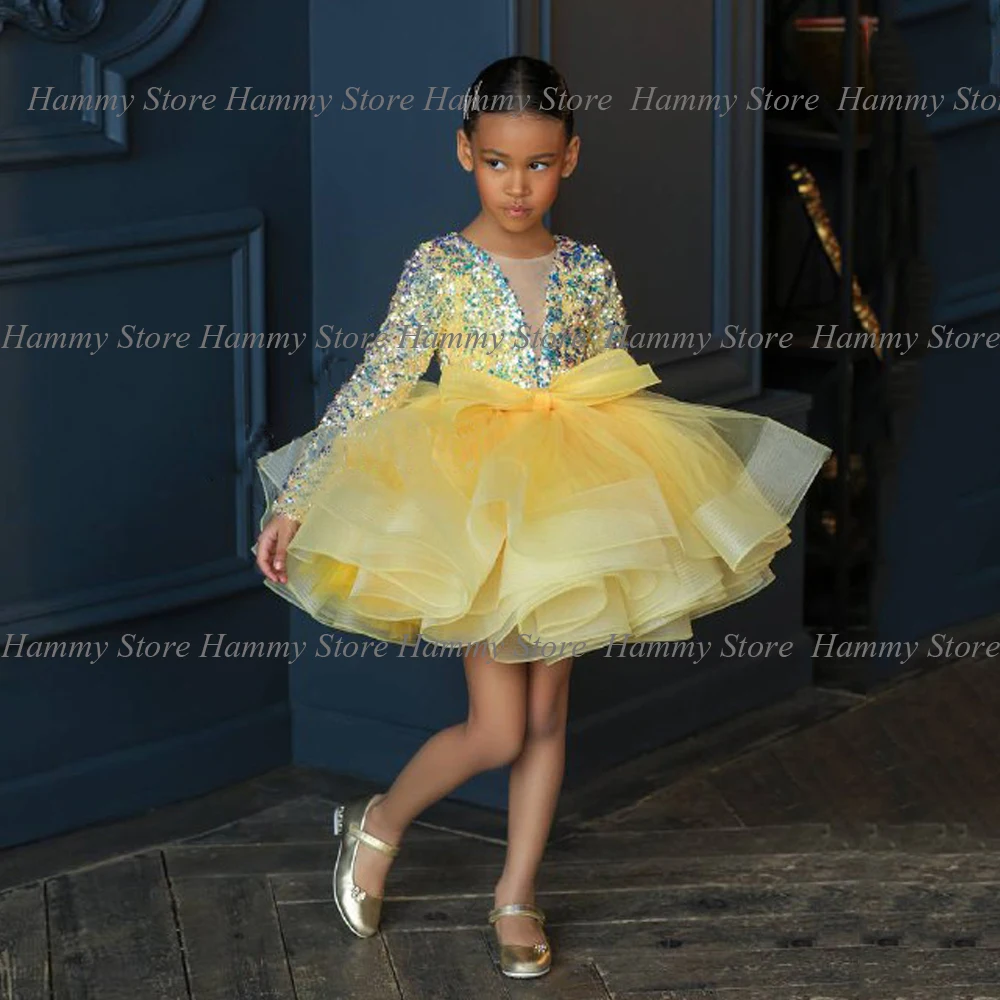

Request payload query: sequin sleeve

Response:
[586,254,630,357]
[268,244,438,524]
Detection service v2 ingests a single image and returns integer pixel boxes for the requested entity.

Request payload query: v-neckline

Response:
[450,231,566,353]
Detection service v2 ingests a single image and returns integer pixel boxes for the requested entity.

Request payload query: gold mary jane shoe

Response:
[331,793,400,938]
[488,903,552,978]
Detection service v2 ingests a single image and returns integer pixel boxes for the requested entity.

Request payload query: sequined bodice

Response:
[485,247,555,357]
[271,231,629,523]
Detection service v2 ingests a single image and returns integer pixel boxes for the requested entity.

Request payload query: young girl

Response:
[253,56,831,978]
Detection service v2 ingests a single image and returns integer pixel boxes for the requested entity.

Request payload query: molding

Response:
[927,90,1000,135]
[712,0,764,404]
[0,703,289,850]
[938,268,1000,324]
[0,0,207,167]
[895,0,972,24]
[0,208,267,640]
[0,0,105,41]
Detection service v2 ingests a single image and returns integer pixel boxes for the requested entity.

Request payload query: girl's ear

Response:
[456,128,474,172]
[561,135,581,178]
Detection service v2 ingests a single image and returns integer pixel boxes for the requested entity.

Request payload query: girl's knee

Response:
[525,668,572,741]
[464,719,525,767]
[525,705,567,742]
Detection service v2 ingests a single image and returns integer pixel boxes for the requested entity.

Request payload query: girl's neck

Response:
[459,218,556,259]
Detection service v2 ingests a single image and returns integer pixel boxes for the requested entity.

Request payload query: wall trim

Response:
[926,92,1000,135]
[0,0,105,41]
[0,0,207,167]
[0,207,267,639]
[895,0,972,24]
[938,268,1000,324]
[0,702,289,850]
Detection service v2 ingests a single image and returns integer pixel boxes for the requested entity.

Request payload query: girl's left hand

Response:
[255,513,300,584]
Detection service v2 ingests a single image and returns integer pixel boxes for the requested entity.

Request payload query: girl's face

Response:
[457,112,580,236]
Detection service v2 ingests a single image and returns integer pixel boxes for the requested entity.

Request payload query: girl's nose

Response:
[506,173,530,196]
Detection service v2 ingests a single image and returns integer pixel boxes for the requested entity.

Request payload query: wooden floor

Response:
[2,655,1000,999]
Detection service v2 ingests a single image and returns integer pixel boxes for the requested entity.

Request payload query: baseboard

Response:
[0,704,290,849]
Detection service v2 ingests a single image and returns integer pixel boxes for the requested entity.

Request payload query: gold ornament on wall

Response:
[788,163,885,359]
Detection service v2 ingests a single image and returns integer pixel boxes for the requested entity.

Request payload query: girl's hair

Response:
[462,56,574,140]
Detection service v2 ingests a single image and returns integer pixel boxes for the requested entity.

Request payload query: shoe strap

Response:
[489,903,545,925]
[348,822,400,858]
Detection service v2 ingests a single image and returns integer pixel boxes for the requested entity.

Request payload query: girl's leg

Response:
[350,645,529,897]
[493,654,573,949]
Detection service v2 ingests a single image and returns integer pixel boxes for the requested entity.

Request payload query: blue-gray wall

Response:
[0,0,310,847]
[879,0,1000,642]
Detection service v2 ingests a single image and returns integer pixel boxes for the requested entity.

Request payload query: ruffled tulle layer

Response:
[254,349,831,664]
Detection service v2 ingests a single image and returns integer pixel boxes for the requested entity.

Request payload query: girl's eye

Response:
[483,160,549,171]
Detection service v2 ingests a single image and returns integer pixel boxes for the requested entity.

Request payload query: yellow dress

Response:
[253,232,831,664]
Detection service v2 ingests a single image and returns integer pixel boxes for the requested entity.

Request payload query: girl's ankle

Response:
[368,796,405,845]
[494,878,536,905]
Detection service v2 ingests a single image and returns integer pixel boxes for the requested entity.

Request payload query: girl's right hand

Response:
[256,513,301,584]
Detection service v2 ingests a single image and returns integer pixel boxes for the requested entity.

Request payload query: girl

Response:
[253,56,831,978]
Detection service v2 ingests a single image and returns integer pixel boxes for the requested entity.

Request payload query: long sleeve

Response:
[586,254,630,357]
[268,244,438,524]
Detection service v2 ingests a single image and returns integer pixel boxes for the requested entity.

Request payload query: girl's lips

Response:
[505,205,530,216]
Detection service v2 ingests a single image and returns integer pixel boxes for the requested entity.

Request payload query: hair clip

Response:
[463,80,483,120]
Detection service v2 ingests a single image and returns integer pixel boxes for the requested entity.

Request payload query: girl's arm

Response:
[268,243,437,524]
[586,253,629,357]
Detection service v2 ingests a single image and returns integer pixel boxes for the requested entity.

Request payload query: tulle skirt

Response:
[253,348,831,664]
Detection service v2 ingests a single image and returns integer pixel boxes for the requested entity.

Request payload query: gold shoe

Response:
[488,903,552,978]
[331,793,400,938]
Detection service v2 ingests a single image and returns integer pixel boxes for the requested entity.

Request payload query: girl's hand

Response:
[256,513,300,584]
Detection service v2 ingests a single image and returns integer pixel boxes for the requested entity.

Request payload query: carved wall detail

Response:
[0,0,106,41]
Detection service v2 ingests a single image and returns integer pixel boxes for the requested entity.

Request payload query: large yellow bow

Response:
[437,348,660,415]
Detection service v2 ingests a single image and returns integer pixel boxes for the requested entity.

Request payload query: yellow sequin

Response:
[270,232,627,523]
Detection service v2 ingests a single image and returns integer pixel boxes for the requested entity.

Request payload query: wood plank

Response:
[563,930,860,992]
[273,900,401,1000]
[612,994,847,1000]
[179,796,338,846]
[546,825,849,861]
[270,850,1000,903]
[862,911,1000,948]
[180,795,463,847]
[612,991,993,1000]
[47,852,188,1000]
[859,948,1000,986]
[526,912,862,951]
[598,775,743,830]
[366,884,852,931]
[0,883,48,1000]
[769,714,915,824]
[831,821,974,852]
[382,928,509,1000]
[310,881,1000,933]
[956,658,1000,735]
[891,667,1000,827]
[171,875,295,1000]
[556,686,857,831]
[560,924,1000,992]
[554,914,1000,968]
[165,837,506,879]
[705,750,819,825]
[0,771,311,894]
[173,823,990,887]
[820,706,937,823]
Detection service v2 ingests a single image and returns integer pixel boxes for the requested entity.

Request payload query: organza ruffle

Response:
[254,349,831,664]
